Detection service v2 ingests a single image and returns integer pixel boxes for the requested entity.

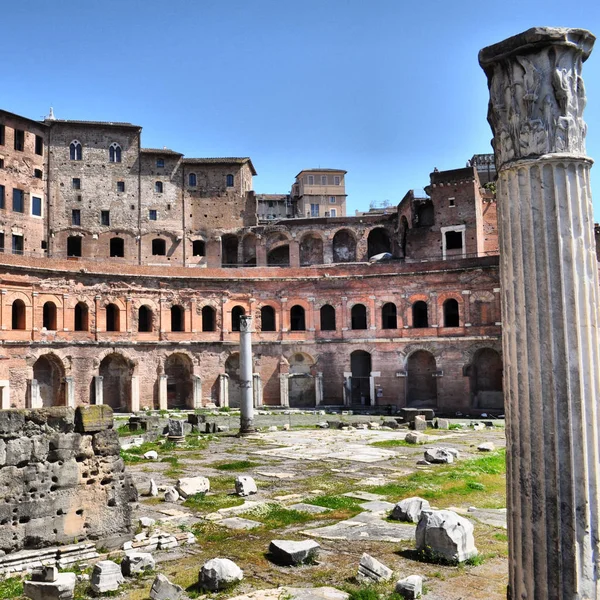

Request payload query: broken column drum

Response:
[479,27,600,599]
[238,315,255,434]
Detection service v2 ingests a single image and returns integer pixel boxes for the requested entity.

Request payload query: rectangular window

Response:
[149,209,157,221]
[34,169,42,179]
[72,209,81,226]
[0,125,4,145]
[310,203,320,217]
[0,158,4,168]
[12,234,23,255]
[448,197,456,207]
[0,233,4,252]
[12,189,24,213]
[14,130,24,152]
[307,175,314,185]
[329,196,336,203]
[35,135,43,156]
[156,158,164,168]
[72,178,81,190]
[31,196,42,217]
[330,208,337,217]
[0,185,4,209]
[334,175,340,185]
[116,181,125,192]
[101,210,110,226]
[321,175,327,185]
[445,230,463,250]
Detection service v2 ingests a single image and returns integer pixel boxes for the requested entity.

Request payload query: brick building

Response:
[0,108,506,415]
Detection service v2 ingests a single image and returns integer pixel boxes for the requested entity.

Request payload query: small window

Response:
[149,209,157,221]
[290,305,306,331]
[260,306,276,331]
[226,174,234,187]
[101,210,110,226]
[69,140,82,161]
[330,208,337,217]
[308,175,314,185]
[11,299,25,330]
[72,178,81,190]
[152,238,166,256]
[14,130,24,152]
[320,304,336,331]
[329,196,336,203]
[110,237,124,257]
[0,185,5,209]
[12,189,24,213]
[443,299,460,327]
[41,240,47,250]
[156,158,164,168]
[109,142,121,163]
[321,175,327,185]
[67,236,82,257]
[171,305,184,332]
[31,196,42,217]
[74,302,88,331]
[412,301,429,328]
[138,305,152,332]
[155,181,163,193]
[189,173,197,187]
[382,303,397,329]
[0,233,4,252]
[310,204,319,217]
[35,135,43,156]
[0,125,4,145]
[43,302,57,330]
[334,175,341,185]
[231,306,245,332]
[34,169,42,179]
[72,209,81,226]
[116,181,125,192]
[445,230,463,250]
[0,158,4,168]
[192,240,205,256]
[202,306,216,332]
[106,303,120,332]
[351,304,367,330]
[448,197,456,207]
[12,234,23,255]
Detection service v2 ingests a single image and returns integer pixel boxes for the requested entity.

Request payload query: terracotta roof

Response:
[47,119,141,129]
[140,148,183,156]
[183,157,257,175]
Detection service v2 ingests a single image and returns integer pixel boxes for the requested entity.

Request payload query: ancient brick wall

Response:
[0,406,136,554]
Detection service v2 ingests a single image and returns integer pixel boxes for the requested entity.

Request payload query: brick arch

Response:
[265,231,292,250]
[66,295,94,310]
[99,297,127,310]
[401,344,441,370]
[132,297,160,312]
[37,294,64,309]
[4,291,32,307]
[93,349,139,375]
[462,341,503,363]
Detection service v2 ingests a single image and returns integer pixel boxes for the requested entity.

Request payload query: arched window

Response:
[67,236,82,257]
[443,298,460,327]
[155,181,163,193]
[171,305,184,332]
[226,174,234,187]
[382,303,397,329]
[152,238,166,256]
[202,306,216,332]
[351,304,367,330]
[12,299,26,330]
[231,306,245,332]
[189,173,197,187]
[109,142,121,163]
[110,237,124,257]
[74,302,88,331]
[43,301,57,330]
[320,304,336,331]
[412,301,429,328]
[106,303,120,332]
[290,305,306,331]
[222,235,238,267]
[193,240,205,256]
[69,140,82,161]
[138,305,152,332]
[261,306,276,331]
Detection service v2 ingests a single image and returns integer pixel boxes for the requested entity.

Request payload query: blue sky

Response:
[3,1,600,217]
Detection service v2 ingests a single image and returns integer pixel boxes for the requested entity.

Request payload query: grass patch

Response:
[183,492,244,512]
[240,503,313,529]
[370,439,414,449]
[212,460,260,471]
[0,577,23,598]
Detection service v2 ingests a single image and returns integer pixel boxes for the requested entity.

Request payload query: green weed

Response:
[211,460,260,471]
[0,577,23,598]
[240,503,313,529]
[183,492,244,512]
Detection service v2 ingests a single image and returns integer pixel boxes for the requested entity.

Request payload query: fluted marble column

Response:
[238,315,255,434]
[479,27,599,599]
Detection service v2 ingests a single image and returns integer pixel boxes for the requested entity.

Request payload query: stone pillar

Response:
[238,315,255,434]
[94,376,103,405]
[130,375,140,413]
[342,372,352,406]
[315,372,324,406]
[369,372,379,407]
[219,373,229,407]
[0,381,10,409]
[193,374,202,409]
[279,373,290,407]
[479,27,599,600]
[253,373,263,408]
[28,379,41,409]
[64,376,75,408]
[158,374,168,410]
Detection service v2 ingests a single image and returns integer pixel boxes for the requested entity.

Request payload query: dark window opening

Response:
[43,302,57,330]
[189,173,197,187]
[12,299,25,330]
[14,129,24,152]
[116,181,125,192]
[12,235,23,255]
[70,141,82,161]
[382,302,397,329]
[416,203,434,227]
[0,185,4,209]
[0,233,4,252]
[138,305,152,332]
[445,230,463,251]
[412,301,429,328]
[106,304,120,332]
[71,210,81,226]
[193,240,205,256]
[74,302,88,331]
[110,237,124,257]
[155,181,163,193]
[290,305,306,331]
[0,125,4,145]
[101,210,110,226]
[226,174,234,187]
[171,305,184,332]
[32,196,42,217]
[72,178,81,190]
[443,298,460,327]
[0,158,3,168]
[320,304,336,331]
[109,143,121,163]
[202,306,216,332]
[35,135,43,156]
[34,169,42,179]
[351,304,368,330]
[156,158,164,168]
[231,306,245,332]
[149,209,157,221]
[152,238,166,256]
[261,306,276,331]
[67,236,82,257]
[12,188,24,213]
[222,235,238,267]
[367,228,392,258]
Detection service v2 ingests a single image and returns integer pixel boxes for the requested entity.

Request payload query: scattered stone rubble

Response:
[268,540,321,565]
[23,567,77,600]
[357,553,393,583]
[416,510,478,563]
[235,475,258,496]
[424,447,459,464]
[150,573,183,600]
[121,552,155,576]
[391,497,431,523]
[200,558,244,591]
[395,575,423,599]
[90,560,125,594]
[176,476,210,498]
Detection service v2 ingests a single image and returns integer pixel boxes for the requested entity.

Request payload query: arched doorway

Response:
[332,229,356,263]
[406,351,437,407]
[367,228,391,258]
[99,354,132,412]
[225,353,242,408]
[470,349,504,410]
[33,355,65,407]
[165,353,193,409]
[242,234,257,265]
[299,234,324,266]
[288,353,316,407]
[267,245,290,266]
[350,350,371,405]
[222,235,239,267]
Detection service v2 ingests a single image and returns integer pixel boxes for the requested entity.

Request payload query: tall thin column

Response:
[238,315,255,434]
[479,27,599,599]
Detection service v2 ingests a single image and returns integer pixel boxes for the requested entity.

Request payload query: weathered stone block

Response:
[390,497,431,523]
[24,572,76,600]
[176,476,210,498]
[75,405,113,433]
[92,429,120,456]
[416,510,477,563]
[5,437,32,466]
[268,539,320,565]
[150,573,183,600]
[199,558,244,591]
[357,553,393,583]
[395,575,423,599]
[91,560,124,593]
[0,410,26,435]
[121,552,155,576]
[235,475,257,496]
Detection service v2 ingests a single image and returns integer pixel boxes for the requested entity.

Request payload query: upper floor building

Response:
[291,168,347,218]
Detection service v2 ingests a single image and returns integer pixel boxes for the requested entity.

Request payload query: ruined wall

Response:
[0,406,136,554]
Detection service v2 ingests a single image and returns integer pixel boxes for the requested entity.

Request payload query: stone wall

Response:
[0,406,136,554]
